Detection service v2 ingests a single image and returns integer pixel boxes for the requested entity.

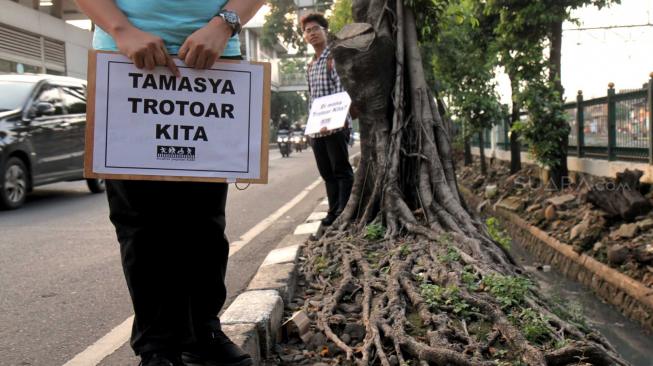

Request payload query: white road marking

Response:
[60,150,360,366]
[61,316,133,366]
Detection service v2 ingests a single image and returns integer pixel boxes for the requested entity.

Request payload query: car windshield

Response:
[0,81,35,112]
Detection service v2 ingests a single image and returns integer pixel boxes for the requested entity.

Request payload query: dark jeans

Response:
[311,130,354,217]
[107,180,229,355]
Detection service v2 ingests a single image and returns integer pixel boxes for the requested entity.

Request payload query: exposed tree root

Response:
[296,0,631,364]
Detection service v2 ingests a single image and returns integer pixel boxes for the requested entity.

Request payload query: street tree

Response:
[262,0,334,53]
[486,0,619,187]
[299,0,629,364]
[430,0,504,175]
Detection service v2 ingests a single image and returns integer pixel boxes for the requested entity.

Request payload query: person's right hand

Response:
[113,26,180,77]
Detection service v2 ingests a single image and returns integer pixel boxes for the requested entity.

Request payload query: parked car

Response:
[0,74,104,209]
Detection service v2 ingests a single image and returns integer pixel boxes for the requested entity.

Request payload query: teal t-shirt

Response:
[92,0,241,56]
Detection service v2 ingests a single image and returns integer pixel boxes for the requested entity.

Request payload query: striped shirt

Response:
[306,46,351,138]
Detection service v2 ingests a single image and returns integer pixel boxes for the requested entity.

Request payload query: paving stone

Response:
[247,263,297,304]
[277,233,309,249]
[306,211,328,222]
[294,221,321,235]
[221,290,284,358]
[262,245,300,266]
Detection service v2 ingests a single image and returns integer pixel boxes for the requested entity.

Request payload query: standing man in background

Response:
[301,13,354,226]
[75,1,264,365]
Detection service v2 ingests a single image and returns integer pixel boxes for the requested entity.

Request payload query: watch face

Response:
[224,12,238,24]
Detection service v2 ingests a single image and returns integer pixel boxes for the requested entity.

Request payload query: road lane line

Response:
[59,173,326,366]
[228,177,322,257]
[61,316,133,366]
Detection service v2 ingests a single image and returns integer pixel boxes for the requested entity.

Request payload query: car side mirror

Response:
[34,102,55,117]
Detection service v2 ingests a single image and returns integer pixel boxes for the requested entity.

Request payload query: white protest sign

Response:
[84,51,270,183]
[304,91,351,135]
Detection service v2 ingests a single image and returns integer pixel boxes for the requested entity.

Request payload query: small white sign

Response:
[304,92,351,136]
[86,52,269,183]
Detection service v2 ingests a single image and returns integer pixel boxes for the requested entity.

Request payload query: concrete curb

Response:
[220,198,329,365]
[460,185,653,332]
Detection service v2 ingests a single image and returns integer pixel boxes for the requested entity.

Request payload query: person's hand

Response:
[178,17,232,69]
[113,25,179,76]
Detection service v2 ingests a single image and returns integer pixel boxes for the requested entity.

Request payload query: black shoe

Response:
[139,352,185,366]
[321,214,337,226]
[182,329,253,366]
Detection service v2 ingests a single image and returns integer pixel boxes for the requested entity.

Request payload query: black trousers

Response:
[311,130,354,216]
[106,180,229,355]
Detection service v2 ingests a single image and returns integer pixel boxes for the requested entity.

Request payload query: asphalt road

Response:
[0,144,358,366]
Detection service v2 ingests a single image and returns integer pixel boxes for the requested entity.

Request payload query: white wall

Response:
[0,0,92,78]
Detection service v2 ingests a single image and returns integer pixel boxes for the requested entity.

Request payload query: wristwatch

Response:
[216,10,242,37]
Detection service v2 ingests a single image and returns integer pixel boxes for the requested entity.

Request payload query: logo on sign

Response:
[157,146,196,161]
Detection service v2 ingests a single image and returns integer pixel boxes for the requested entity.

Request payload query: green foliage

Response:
[429,0,505,137]
[399,244,411,258]
[261,0,334,53]
[364,223,386,240]
[482,274,532,309]
[486,217,512,250]
[438,246,461,263]
[512,308,552,344]
[461,265,480,290]
[439,232,453,245]
[485,0,619,174]
[420,284,472,316]
[270,91,307,129]
[512,78,570,169]
[327,0,352,34]
[314,255,328,272]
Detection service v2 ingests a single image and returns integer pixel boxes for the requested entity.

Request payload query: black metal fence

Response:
[472,75,653,163]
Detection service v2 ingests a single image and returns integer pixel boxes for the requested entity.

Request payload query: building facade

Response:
[0,0,91,78]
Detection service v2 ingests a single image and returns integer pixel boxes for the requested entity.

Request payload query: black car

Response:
[0,74,105,209]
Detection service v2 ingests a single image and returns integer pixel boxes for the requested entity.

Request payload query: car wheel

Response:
[1,157,28,209]
[86,179,106,193]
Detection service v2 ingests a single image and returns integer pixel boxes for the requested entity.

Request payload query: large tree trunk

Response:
[549,19,569,189]
[509,75,522,174]
[302,1,629,364]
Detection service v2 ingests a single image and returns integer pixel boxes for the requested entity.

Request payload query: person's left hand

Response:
[178,17,232,69]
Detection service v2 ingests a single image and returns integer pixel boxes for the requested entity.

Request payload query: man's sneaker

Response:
[182,329,253,366]
[139,352,185,366]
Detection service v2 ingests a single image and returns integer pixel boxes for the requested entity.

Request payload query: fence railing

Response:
[472,74,653,164]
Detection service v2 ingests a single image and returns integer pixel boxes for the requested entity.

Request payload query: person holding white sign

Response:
[301,13,355,226]
[74,1,264,365]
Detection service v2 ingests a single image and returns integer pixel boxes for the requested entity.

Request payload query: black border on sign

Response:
[103,61,253,173]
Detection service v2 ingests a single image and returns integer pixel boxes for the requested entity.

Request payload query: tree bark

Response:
[549,19,569,189]
[509,75,522,173]
[463,135,472,167]
[478,130,487,175]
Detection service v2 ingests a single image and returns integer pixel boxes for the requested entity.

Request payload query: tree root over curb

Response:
[301,236,629,365]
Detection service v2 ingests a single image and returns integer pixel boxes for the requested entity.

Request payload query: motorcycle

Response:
[291,131,307,152]
[277,129,292,157]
